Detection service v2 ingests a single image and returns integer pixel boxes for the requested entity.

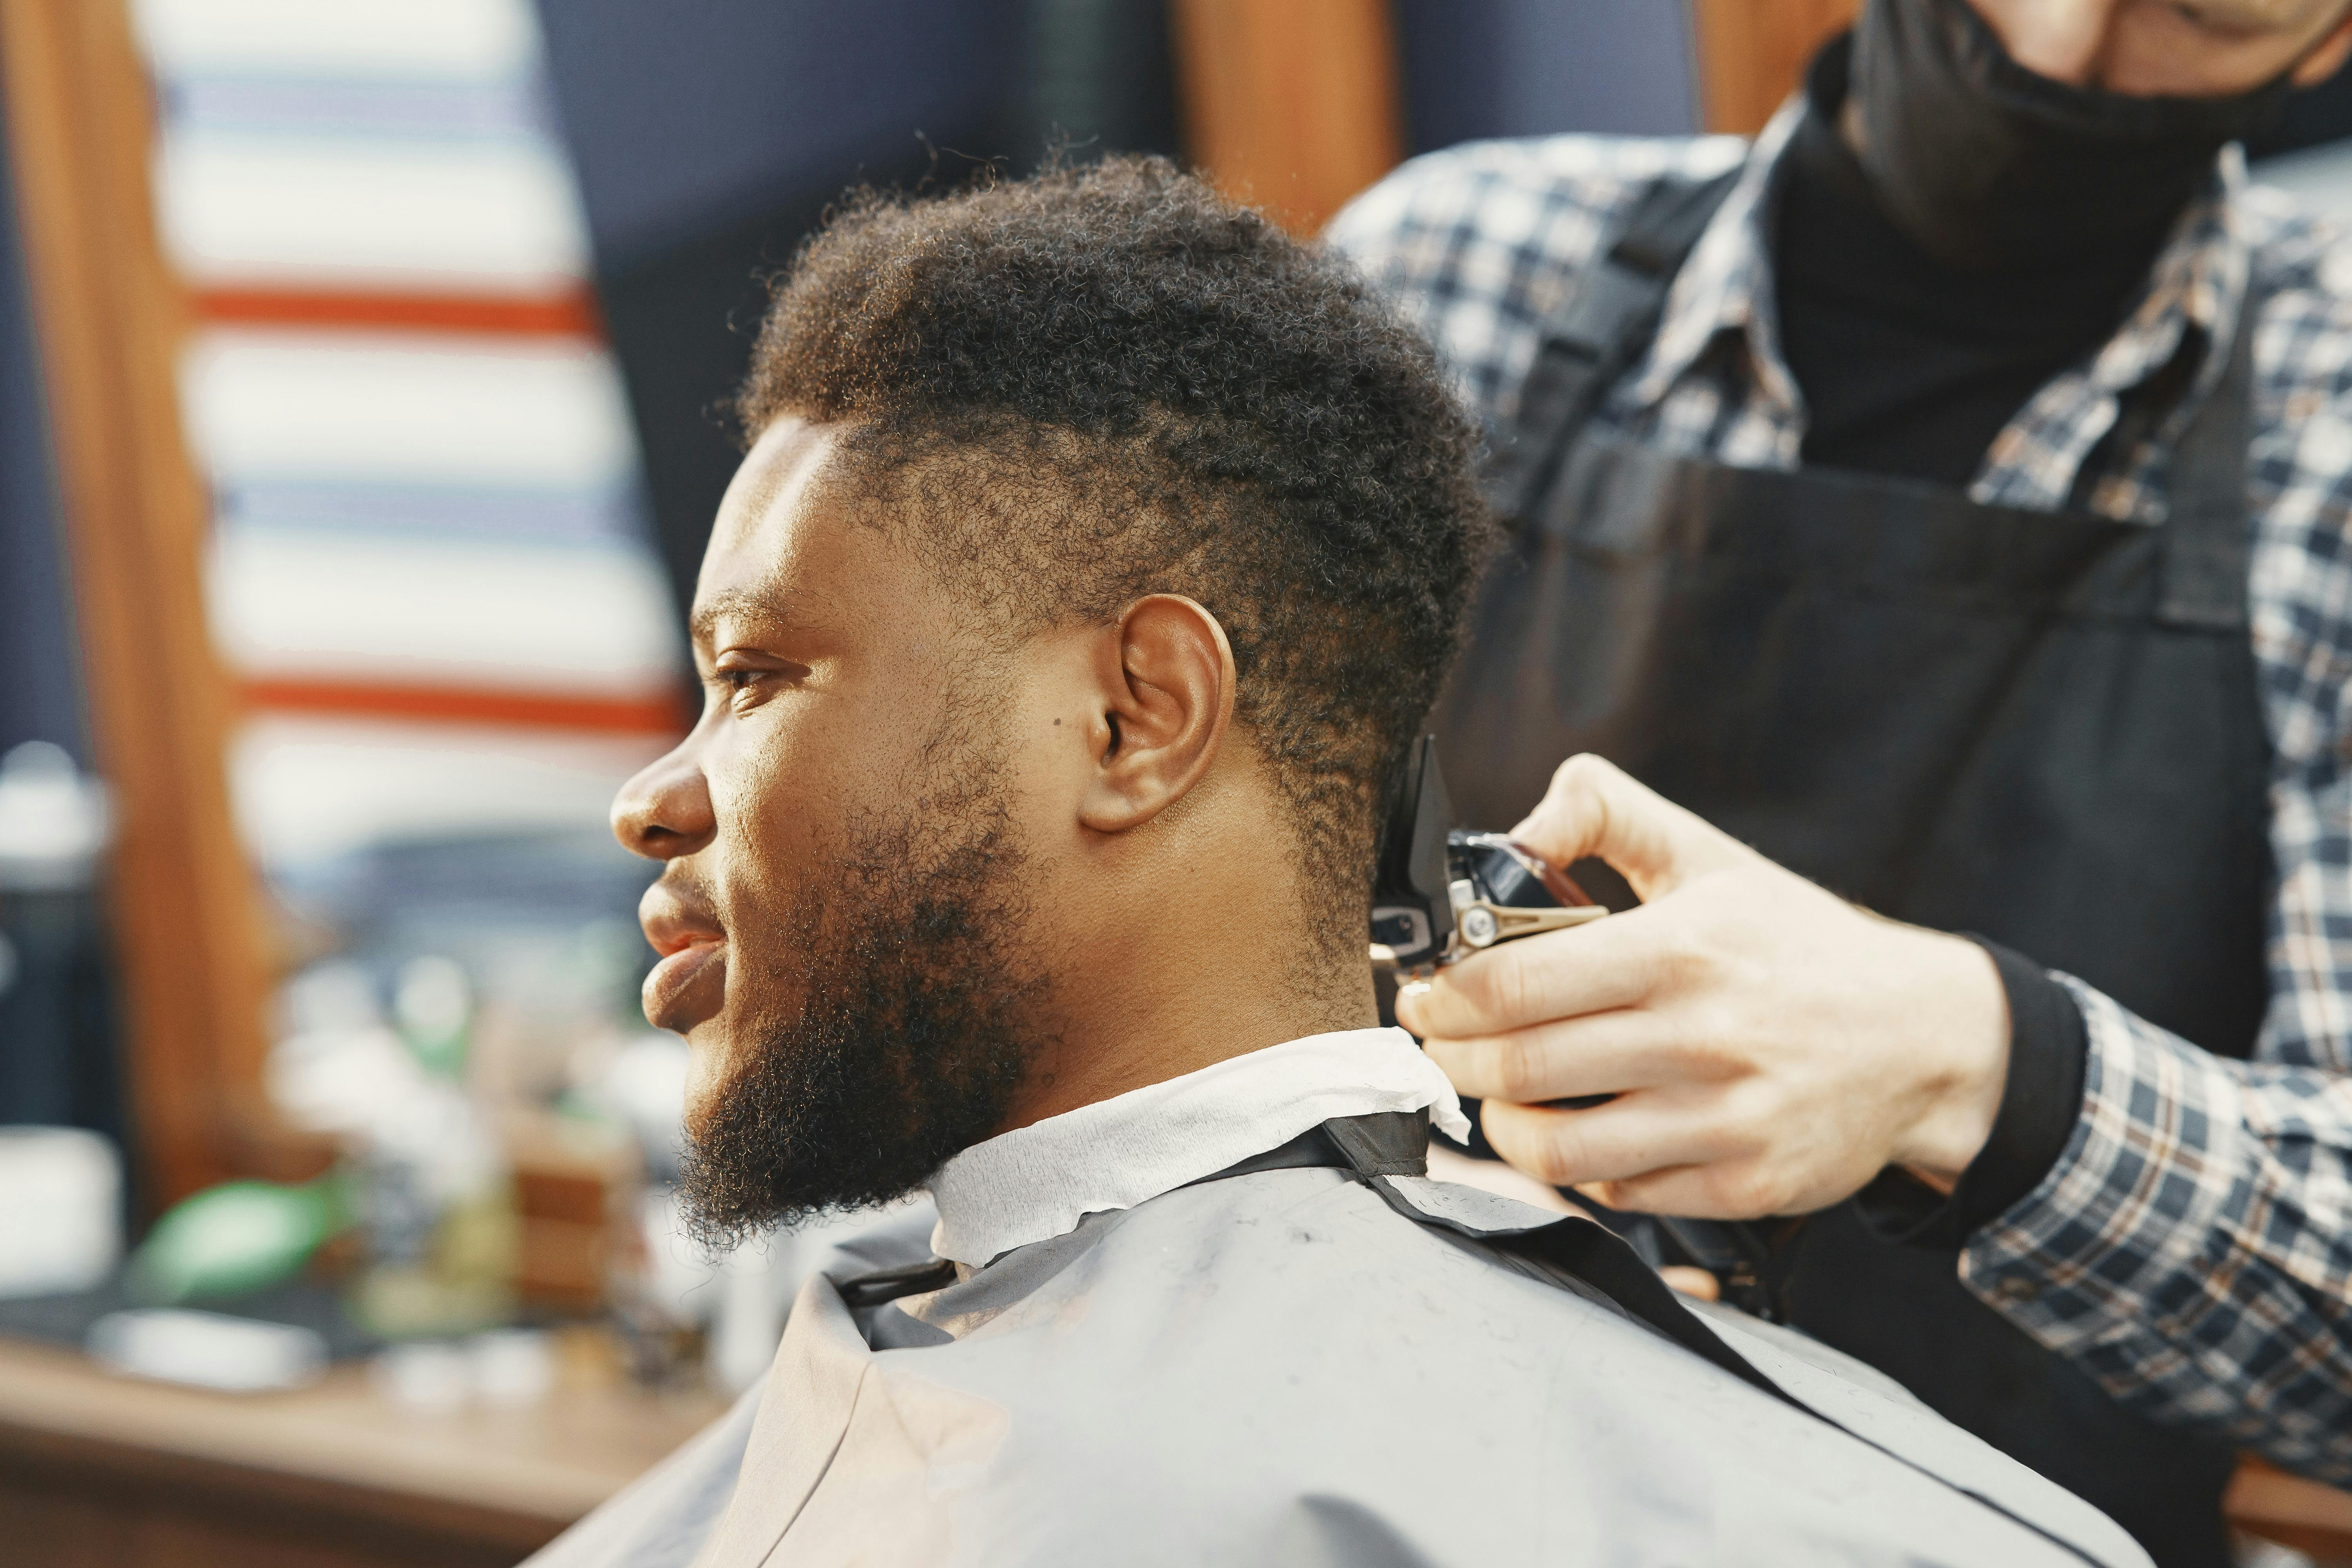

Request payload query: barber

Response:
[1328,2,2352,1563]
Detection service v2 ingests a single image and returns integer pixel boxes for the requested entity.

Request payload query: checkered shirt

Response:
[1328,99,2352,1483]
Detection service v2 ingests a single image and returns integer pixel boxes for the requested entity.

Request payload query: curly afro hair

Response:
[737,155,1494,937]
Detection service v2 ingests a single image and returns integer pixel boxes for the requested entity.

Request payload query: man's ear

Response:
[1078,594,1236,834]
[2295,14,2352,87]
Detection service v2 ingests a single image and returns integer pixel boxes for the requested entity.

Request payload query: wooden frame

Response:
[1689,0,1860,135]
[0,0,273,1207]
[1168,0,1405,236]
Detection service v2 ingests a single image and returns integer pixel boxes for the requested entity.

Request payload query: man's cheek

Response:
[717,757,839,893]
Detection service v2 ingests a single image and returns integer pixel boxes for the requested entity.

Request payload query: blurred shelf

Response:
[0,1333,722,1566]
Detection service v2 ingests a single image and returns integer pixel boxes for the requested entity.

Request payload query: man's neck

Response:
[998,949,1377,1132]
[998,760,1382,1133]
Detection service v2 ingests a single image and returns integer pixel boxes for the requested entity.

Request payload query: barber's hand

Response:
[1396,756,2011,1220]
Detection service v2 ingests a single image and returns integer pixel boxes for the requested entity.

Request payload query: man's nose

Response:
[1970,0,2116,86]
[612,741,715,861]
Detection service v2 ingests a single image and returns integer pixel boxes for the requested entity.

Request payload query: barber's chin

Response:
[642,940,727,1035]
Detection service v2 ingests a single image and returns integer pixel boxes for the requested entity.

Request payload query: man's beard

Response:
[677,757,1051,1252]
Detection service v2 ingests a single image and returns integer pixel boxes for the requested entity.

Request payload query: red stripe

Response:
[195,287,604,338]
[241,678,685,736]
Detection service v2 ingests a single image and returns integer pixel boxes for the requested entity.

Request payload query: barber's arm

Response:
[1401,753,2352,1484]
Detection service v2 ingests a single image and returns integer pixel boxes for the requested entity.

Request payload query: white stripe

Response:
[207,530,681,691]
[183,330,635,488]
[156,133,588,290]
[133,0,539,81]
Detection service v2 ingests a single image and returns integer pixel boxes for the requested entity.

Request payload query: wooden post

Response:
[1689,0,1859,136]
[0,0,273,1206]
[1167,0,1405,235]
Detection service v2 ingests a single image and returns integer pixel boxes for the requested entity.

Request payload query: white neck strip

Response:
[925,1027,1469,1267]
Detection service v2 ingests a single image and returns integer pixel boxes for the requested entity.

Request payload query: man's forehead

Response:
[693,418,864,633]
[691,415,965,649]
[708,417,836,553]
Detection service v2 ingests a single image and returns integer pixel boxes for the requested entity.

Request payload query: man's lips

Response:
[640,880,727,1033]
[643,940,726,1033]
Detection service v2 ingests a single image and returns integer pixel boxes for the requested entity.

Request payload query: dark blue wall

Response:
[0,76,123,1154]
[0,75,86,766]
[537,0,1030,273]
[1397,0,1699,153]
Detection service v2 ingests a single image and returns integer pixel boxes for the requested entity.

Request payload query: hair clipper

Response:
[1369,735,1606,975]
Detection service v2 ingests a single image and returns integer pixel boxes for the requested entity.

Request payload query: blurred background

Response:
[3,2,2352,1564]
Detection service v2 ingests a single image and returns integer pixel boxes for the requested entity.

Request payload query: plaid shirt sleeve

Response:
[1332,140,2352,1481]
[1968,985,2352,1481]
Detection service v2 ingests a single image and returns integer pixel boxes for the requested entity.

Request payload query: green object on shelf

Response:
[126,1173,352,1306]
[395,955,472,1082]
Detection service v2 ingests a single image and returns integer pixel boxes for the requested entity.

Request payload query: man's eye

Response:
[704,666,768,703]
[705,657,808,704]
[2166,1,2267,38]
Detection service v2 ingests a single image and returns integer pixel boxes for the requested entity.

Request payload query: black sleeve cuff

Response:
[1851,936,2090,1250]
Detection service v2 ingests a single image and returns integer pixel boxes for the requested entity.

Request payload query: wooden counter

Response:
[7,1327,2352,1565]
[0,1335,724,1567]
[2231,1457,2352,1565]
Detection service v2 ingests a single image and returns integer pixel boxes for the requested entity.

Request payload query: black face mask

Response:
[1850,0,2298,272]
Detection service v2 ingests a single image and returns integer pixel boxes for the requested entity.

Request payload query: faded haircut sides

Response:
[735,154,1496,948]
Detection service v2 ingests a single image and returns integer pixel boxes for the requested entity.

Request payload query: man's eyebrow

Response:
[2184,0,2334,27]
[688,587,796,649]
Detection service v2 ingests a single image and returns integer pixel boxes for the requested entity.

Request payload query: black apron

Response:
[1441,173,2271,1567]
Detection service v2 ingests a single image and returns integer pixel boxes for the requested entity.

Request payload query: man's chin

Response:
[679,1028,733,1130]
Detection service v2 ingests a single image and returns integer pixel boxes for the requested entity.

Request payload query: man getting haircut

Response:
[533,158,2148,1568]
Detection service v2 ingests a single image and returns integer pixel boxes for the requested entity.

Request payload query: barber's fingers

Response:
[1573,1162,1792,1223]
[1660,1266,1721,1301]
[1478,1093,1737,1191]
[1491,1096,1816,1221]
[1508,754,1753,904]
[1421,1008,1708,1103]
[1394,900,1679,1040]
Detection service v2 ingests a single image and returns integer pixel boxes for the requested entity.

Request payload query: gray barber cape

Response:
[531,1159,2149,1567]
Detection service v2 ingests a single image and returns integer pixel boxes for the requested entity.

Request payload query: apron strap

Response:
[2151,296,2261,632]
[1206,1112,1814,1405]
[835,1256,960,1308]
[1187,1107,1434,1183]
[1484,167,1742,525]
